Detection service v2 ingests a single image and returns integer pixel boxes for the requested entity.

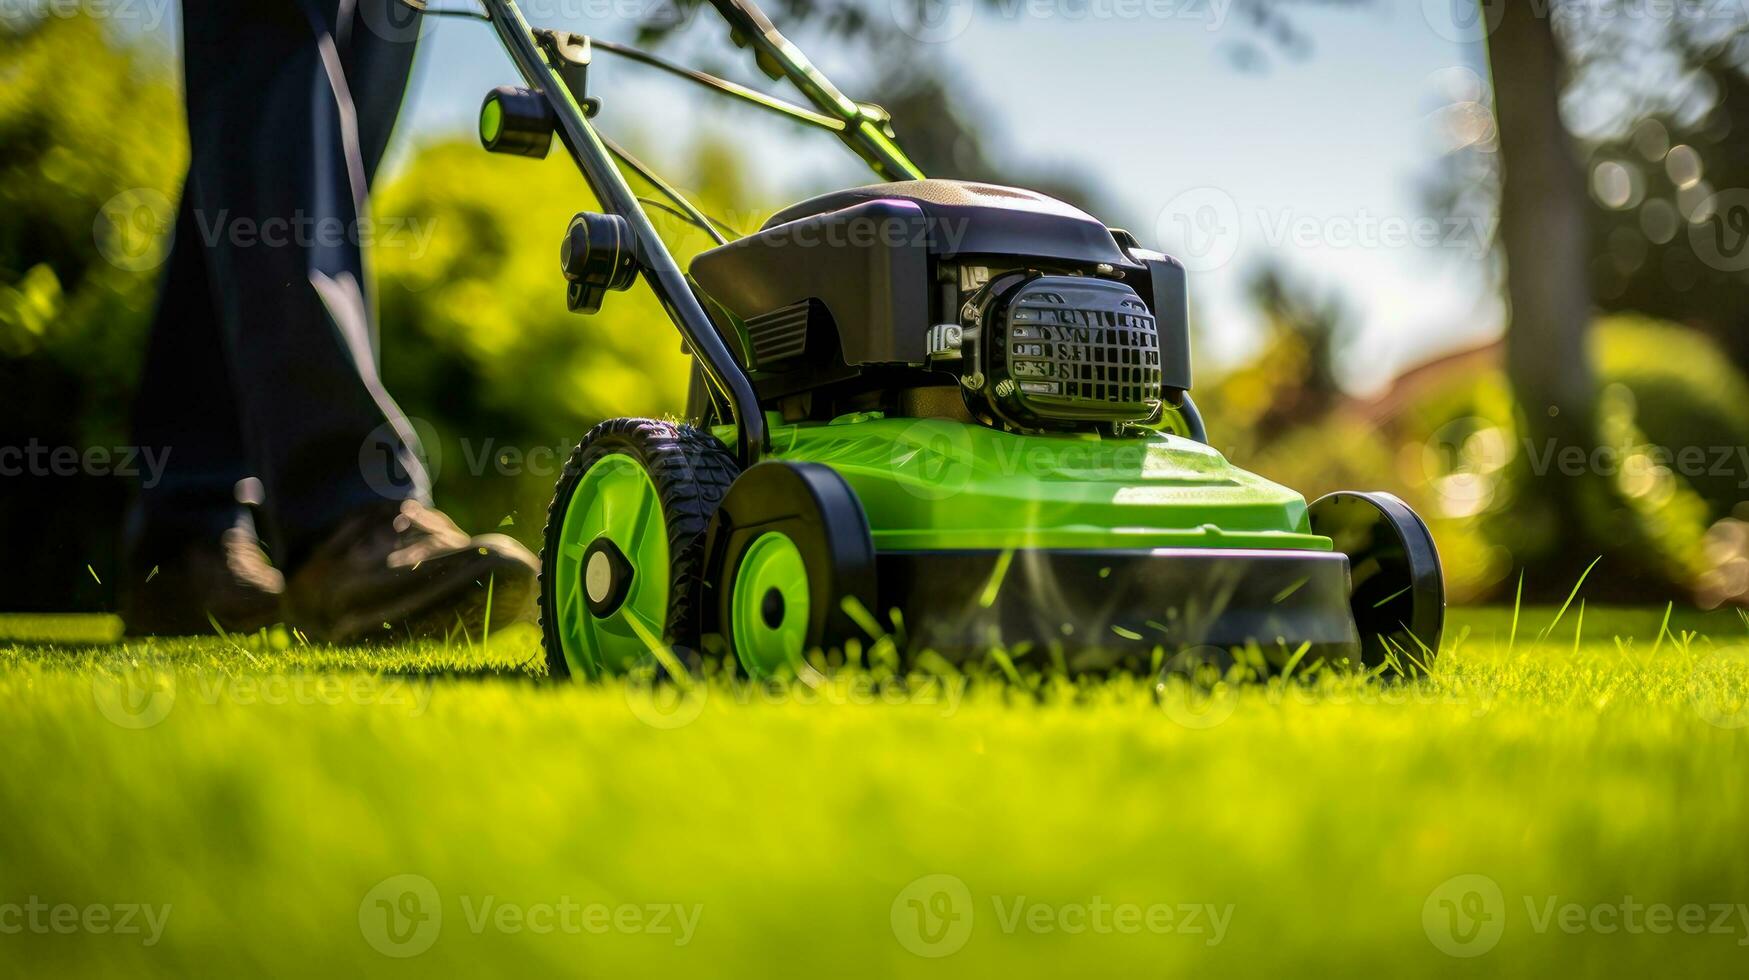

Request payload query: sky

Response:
[139,0,1503,393]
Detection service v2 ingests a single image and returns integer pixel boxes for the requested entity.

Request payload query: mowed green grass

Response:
[2,606,1748,977]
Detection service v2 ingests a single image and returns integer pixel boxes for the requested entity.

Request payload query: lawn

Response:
[1,605,1747,977]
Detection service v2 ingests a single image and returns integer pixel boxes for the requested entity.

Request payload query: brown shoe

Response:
[122,523,286,635]
[285,500,539,644]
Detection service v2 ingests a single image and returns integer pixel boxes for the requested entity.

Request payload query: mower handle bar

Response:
[701,0,924,181]
[477,0,771,462]
[412,0,930,464]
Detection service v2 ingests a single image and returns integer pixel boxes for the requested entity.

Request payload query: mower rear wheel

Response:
[1309,491,1445,673]
[540,419,738,680]
[705,462,877,678]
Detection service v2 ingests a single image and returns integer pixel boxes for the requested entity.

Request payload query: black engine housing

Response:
[967,272,1163,430]
[688,179,1192,431]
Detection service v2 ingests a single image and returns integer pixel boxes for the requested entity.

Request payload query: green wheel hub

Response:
[730,531,811,678]
[551,453,669,677]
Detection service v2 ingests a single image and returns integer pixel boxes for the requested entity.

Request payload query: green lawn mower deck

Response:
[467,0,1446,681]
[540,412,1442,680]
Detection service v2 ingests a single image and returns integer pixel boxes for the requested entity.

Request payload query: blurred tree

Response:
[369,137,748,545]
[638,0,1116,217]
[0,10,764,609]
[1484,1,1644,588]
[1577,25,1749,374]
[0,14,183,611]
[1202,265,1350,445]
[1418,3,1749,597]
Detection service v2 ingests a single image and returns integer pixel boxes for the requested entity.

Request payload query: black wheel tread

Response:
[539,418,739,679]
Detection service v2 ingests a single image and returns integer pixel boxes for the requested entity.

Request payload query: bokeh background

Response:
[6,0,1749,611]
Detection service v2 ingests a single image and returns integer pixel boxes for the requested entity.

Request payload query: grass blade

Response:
[1537,556,1600,644]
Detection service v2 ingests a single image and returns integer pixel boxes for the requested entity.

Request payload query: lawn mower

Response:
[440,0,1445,678]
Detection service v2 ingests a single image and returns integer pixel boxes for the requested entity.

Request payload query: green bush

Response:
[371,139,757,547]
[0,16,182,610]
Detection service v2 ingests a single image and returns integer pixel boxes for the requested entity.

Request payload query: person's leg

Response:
[123,182,286,635]
[174,0,535,642]
[179,0,430,568]
[130,183,251,548]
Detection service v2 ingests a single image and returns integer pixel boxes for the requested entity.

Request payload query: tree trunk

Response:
[1491,3,1592,457]
[1488,1,1636,591]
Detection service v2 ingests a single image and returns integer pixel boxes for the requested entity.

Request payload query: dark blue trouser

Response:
[132,0,430,570]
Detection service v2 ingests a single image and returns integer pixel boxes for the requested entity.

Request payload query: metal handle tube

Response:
[481,0,768,463]
[703,0,925,182]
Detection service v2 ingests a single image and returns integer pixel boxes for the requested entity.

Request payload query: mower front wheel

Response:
[705,462,878,678]
[539,418,738,680]
[1309,491,1445,672]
